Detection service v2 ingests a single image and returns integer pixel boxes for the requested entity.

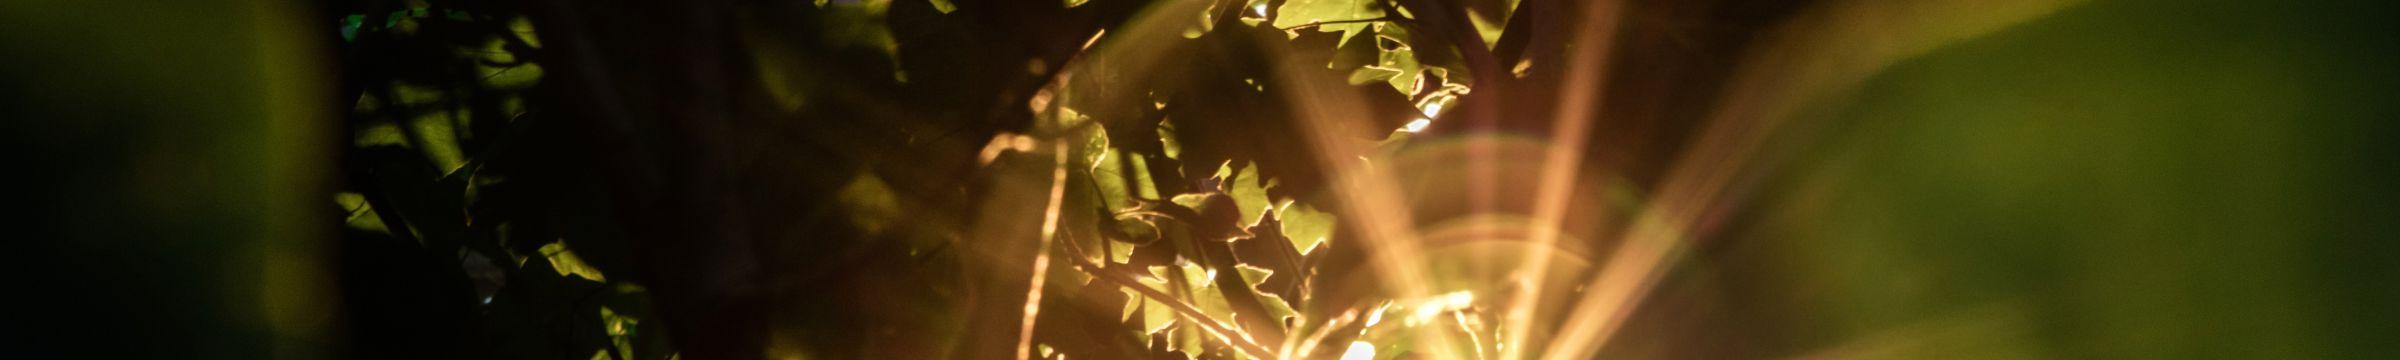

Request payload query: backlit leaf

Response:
[1274,0,1384,46]
[539,241,607,282]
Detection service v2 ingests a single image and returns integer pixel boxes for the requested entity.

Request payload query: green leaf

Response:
[1275,201,1335,253]
[599,307,638,359]
[353,117,408,147]
[1372,28,1425,94]
[540,241,608,282]
[335,192,392,235]
[1123,288,1177,334]
[1348,66,1404,85]
[1254,291,1299,327]
[340,14,364,42]
[1274,0,1384,45]
[1093,148,1152,210]
[1182,0,1224,38]
[815,0,903,74]
[1156,115,1183,160]
[1233,263,1275,286]
[1216,161,1273,226]
[837,171,902,235]
[1169,193,1214,212]
[481,64,543,90]
[1074,115,1111,168]
[1463,0,1518,46]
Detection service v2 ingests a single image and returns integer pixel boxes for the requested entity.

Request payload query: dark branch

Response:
[1275,16,1399,31]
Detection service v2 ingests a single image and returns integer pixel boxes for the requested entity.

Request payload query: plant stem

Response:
[1277,16,1397,31]
[1061,239,1276,359]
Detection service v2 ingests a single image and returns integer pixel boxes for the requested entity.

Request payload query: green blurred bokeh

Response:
[1720,0,2400,358]
[1,0,331,357]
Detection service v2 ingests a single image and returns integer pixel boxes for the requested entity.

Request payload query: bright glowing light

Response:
[1402,118,1432,133]
[1420,101,1444,117]
[1340,341,1377,360]
[1364,303,1389,326]
[1410,290,1477,324]
[1252,3,1268,17]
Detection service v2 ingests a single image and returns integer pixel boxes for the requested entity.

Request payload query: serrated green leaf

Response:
[1120,287,1143,322]
[1348,66,1404,85]
[1275,201,1334,252]
[1255,292,1299,326]
[1371,29,1424,94]
[1107,231,1141,260]
[1169,193,1213,212]
[1220,162,1272,226]
[1233,263,1275,286]
[1140,265,1174,287]
[1274,0,1383,45]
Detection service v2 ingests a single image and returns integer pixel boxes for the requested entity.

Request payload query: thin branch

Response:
[1015,127,1075,360]
[1060,236,1276,359]
[1276,16,1400,31]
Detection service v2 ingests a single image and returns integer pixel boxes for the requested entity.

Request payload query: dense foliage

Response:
[12,0,2400,358]
[317,0,2400,359]
[330,0,1562,358]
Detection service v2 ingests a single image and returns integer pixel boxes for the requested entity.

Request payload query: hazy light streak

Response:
[1269,38,1461,357]
[1538,213,1691,360]
[978,3,1296,359]
[1786,301,2034,360]
[1537,1,2087,358]
[1403,118,1432,133]
[1015,141,1072,360]
[1411,290,1478,324]
[1498,0,1624,358]
[1453,309,1488,360]
[1283,308,1362,358]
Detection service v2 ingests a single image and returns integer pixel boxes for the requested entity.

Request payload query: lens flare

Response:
[1340,341,1377,360]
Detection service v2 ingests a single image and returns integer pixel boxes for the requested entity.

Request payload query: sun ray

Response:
[1496,0,1627,358]
[1265,35,1464,358]
[1537,0,2088,358]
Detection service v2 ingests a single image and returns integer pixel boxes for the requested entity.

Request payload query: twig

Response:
[1284,307,1362,358]
[1015,137,1074,360]
[1277,16,1399,31]
[1060,236,1277,359]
